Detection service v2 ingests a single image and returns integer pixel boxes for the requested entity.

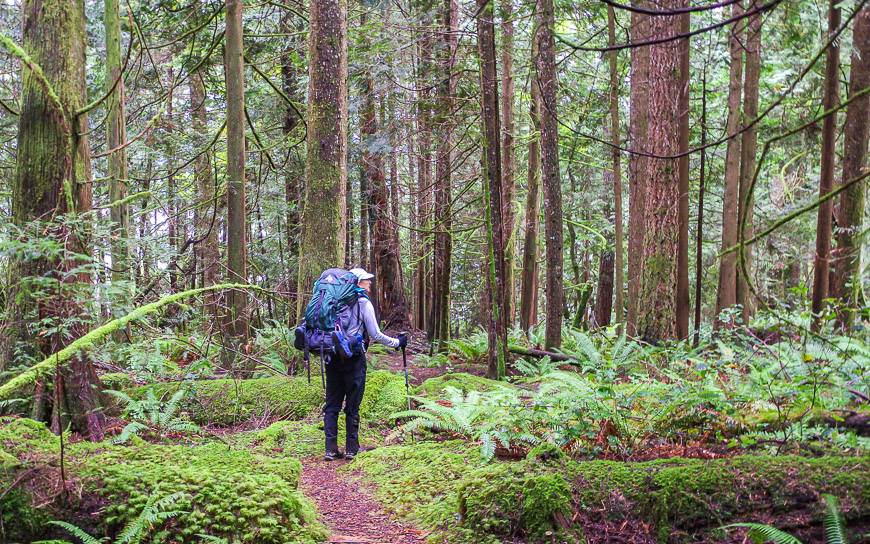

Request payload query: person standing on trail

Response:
[321,267,408,461]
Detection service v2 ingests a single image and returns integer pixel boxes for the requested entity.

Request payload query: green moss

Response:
[0,416,59,456]
[414,372,515,398]
[0,418,328,543]
[125,369,404,427]
[235,417,383,458]
[127,375,325,426]
[351,437,870,543]
[99,372,134,391]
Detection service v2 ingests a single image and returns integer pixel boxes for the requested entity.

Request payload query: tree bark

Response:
[500,0,517,327]
[105,0,130,296]
[676,12,691,339]
[811,0,841,330]
[190,69,219,320]
[477,0,508,378]
[224,0,248,360]
[519,67,542,334]
[281,1,304,318]
[431,0,457,347]
[637,0,683,342]
[297,0,348,318]
[607,5,625,326]
[13,0,105,439]
[694,69,708,346]
[716,1,744,324]
[737,1,761,322]
[594,250,615,327]
[535,0,564,349]
[834,4,870,328]
[627,3,649,336]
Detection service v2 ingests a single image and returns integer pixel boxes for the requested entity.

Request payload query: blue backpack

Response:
[294,268,366,365]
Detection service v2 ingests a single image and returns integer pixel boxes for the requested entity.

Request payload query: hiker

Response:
[299,267,408,461]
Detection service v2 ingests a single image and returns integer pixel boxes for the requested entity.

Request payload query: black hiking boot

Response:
[324,449,344,461]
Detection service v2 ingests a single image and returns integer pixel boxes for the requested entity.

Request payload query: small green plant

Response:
[36,491,186,544]
[106,388,200,443]
[723,494,847,544]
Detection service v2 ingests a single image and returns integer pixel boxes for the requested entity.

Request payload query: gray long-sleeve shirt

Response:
[346,297,400,348]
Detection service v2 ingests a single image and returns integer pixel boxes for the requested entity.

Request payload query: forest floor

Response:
[299,456,427,544]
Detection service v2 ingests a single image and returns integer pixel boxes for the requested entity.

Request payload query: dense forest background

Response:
[0,0,867,449]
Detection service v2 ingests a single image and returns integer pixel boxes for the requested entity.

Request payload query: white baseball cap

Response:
[350,267,375,281]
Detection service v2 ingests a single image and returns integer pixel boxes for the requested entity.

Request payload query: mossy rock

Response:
[360,370,409,424]
[0,418,328,543]
[414,372,515,398]
[126,375,326,426]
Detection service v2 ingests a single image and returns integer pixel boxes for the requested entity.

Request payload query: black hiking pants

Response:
[323,352,366,454]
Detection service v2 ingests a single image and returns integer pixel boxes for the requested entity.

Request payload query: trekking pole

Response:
[401,345,411,411]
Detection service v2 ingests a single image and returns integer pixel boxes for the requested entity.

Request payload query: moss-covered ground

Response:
[3,367,869,544]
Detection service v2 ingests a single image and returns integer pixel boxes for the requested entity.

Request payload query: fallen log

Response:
[508,346,579,363]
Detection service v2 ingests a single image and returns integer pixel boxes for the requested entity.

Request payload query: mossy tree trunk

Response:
[535,0,564,349]
[296,0,348,319]
[224,0,249,362]
[607,5,624,327]
[477,0,508,379]
[104,0,130,301]
[13,0,105,439]
[636,0,683,342]
[834,3,869,328]
[190,68,220,321]
[499,0,516,328]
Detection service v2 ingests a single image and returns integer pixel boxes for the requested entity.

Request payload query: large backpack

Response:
[295,268,364,359]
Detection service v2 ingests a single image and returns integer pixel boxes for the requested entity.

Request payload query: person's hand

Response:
[397,332,409,349]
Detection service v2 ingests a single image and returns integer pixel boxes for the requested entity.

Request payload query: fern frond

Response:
[723,523,803,544]
[47,521,105,544]
[113,421,149,444]
[822,494,847,544]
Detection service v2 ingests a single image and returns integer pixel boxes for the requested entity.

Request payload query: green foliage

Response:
[723,494,849,544]
[414,372,514,398]
[106,388,201,443]
[0,418,328,543]
[42,491,186,544]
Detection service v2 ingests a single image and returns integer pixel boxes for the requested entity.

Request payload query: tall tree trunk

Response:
[224,0,248,362]
[431,0,457,347]
[360,148,370,269]
[637,0,683,342]
[834,4,870,328]
[607,5,624,326]
[694,69,708,346]
[519,68,542,334]
[105,0,130,297]
[535,0,564,349]
[676,12,691,339]
[13,0,105,439]
[737,1,761,322]
[477,0,508,378]
[363,30,410,330]
[500,0,517,327]
[626,4,649,336]
[190,69,219,320]
[297,0,348,317]
[281,1,304,318]
[811,0,841,330]
[716,1,744,324]
[594,250,615,327]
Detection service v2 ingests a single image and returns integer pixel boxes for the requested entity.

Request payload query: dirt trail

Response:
[299,457,427,544]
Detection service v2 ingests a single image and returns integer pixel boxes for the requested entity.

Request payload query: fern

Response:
[723,523,803,544]
[45,521,106,544]
[822,494,847,544]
